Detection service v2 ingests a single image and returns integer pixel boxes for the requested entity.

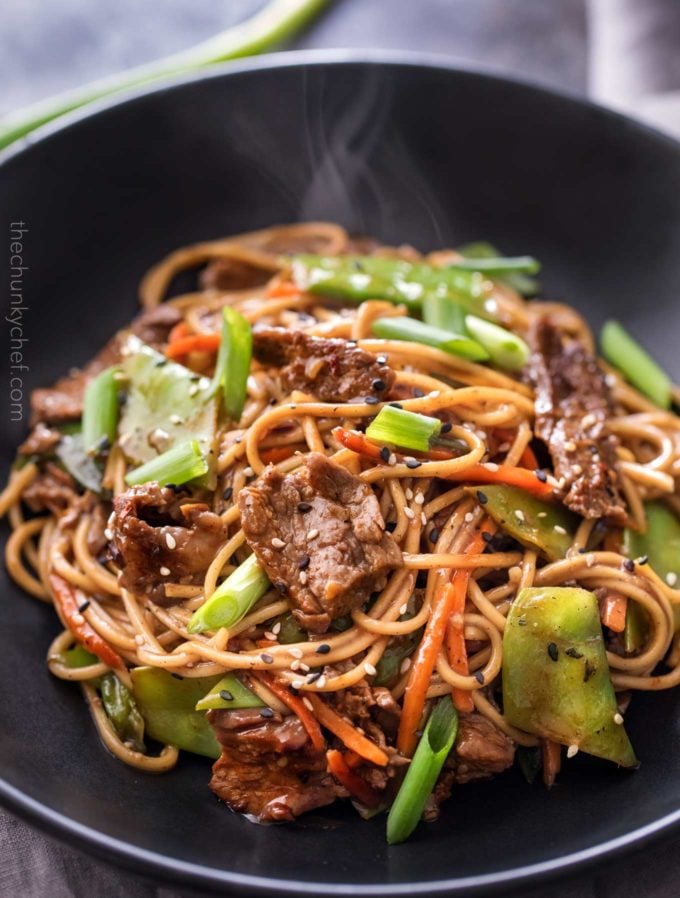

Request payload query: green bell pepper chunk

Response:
[465,485,578,561]
[291,254,486,312]
[503,587,637,767]
[624,600,649,655]
[624,501,680,629]
[272,612,308,645]
[130,668,222,759]
[60,645,100,668]
[374,627,422,687]
[195,673,264,711]
[100,673,146,753]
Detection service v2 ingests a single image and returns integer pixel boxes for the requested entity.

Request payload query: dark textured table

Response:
[1,1,680,896]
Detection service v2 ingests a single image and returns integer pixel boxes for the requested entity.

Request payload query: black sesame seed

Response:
[547,642,559,662]
[482,531,494,544]
[154,358,168,367]
[584,661,596,682]
[269,397,278,405]
[77,600,90,613]
[535,469,548,483]
[476,490,488,505]
[565,647,583,659]
[416,571,428,589]
[440,421,453,434]
[219,689,234,702]
[385,521,397,533]
[171,672,184,680]
[372,379,387,392]
[299,554,310,570]
[380,446,390,463]
[297,502,312,513]
[222,487,234,502]
[260,653,274,664]
[623,558,635,572]
[364,395,379,405]
[274,582,287,594]
[578,547,588,554]
[429,527,440,543]
[260,707,275,718]
[474,671,485,685]
[389,402,403,409]
[405,458,422,469]
[637,555,649,565]
[97,435,111,452]
[307,671,322,683]
[316,643,331,654]
[413,388,425,398]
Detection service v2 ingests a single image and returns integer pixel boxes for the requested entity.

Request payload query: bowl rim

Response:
[2,47,680,896]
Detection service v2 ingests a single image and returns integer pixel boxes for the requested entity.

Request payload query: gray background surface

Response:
[1,0,679,896]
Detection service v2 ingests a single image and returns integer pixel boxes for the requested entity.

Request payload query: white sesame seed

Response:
[291,678,304,690]
[429,390,441,399]
[554,525,567,535]
[134,634,145,646]
[302,697,314,711]
[400,657,412,673]
[399,603,409,615]
[614,712,624,725]
[415,493,425,506]
[405,488,413,501]
[264,631,277,642]
[169,414,184,425]
[666,572,678,587]
[299,571,308,585]
[476,431,487,441]
[586,553,596,568]
[582,413,597,428]
[564,441,576,452]
[189,384,199,397]
[498,442,511,453]
[271,537,285,549]
[299,663,310,673]
[272,622,282,635]
[104,528,113,541]
[315,675,327,689]
[277,756,288,768]
[388,453,397,466]
[567,744,579,758]
[165,532,177,550]
[307,528,319,540]
[537,512,547,518]
[572,464,583,476]
[290,647,303,659]
[364,662,377,677]
[72,613,84,626]
[464,512,475,523]
[243,466,254,478]
[159,566,171,576]
[485,462,499,472]
[515,509,525,522]
[421,512,427,525]
[290,660,301,671]
[605,373,617,387]
[404,507,415,520]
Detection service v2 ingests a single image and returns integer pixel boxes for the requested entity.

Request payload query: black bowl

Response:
[1,51,680,896]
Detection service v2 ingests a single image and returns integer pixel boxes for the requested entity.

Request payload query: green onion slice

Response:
[195,673,265,711]
[366,405,441,453]
[372,317,489,362]
[125,439,208,487]
[82,366,119,455]
[386,698,459,844]
[188,554,270,634]
[211,306,253,422]
[464,315,529,372]
[601,320,671,408]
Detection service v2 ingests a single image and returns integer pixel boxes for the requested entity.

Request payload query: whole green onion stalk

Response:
[0,0,329,152]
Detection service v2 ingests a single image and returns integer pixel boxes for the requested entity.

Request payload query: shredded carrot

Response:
[259,445,300,465]
[167,320,189,344]
[254,672,325,752]
[398,522,495,756]
[266,280,301,299]
[600,591,628,634]
[445,572,475,713]
[165,332,221,360]
[542,738,562,788]
[49,573,124,670]
[519,444,540,470]
[307,694,389,766]
[333,428,554,498]
[326,750,381,807]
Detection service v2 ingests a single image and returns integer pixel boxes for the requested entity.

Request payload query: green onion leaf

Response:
[188,554,270,634]
[464,315,530,372]
[366,405,441,453]
[449,255,540,275]
[372,317,489,362]
[458,241,540,296]
[125,439,208,487]
[386,698,459,844]
[82,367,119,455]
[422,295,468,334]
[211,306,252,422]
[195,673,265,711]
[601,320,671,408]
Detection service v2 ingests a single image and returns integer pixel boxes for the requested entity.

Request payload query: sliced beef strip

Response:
[239,452,402,633]
[527,316,626,522]
[22,462,79,515]
[208,707,340,822]
[252,327,395,403]
[30,305,181,426]
[110,483,228,603]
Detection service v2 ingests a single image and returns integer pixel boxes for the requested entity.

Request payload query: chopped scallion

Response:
[125,439,208,487]
[211,306,252,422]
[187,554,270,634]
[82,367,119,455]
[601,320,671,408]
[386,698,459,844]
[458,242,540,296]
[464,315,529,372]
[372,317,489,362]
[195,673,264,711]
[422,295,468,334]
[449,255,540,275]
[366,405,441,453]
